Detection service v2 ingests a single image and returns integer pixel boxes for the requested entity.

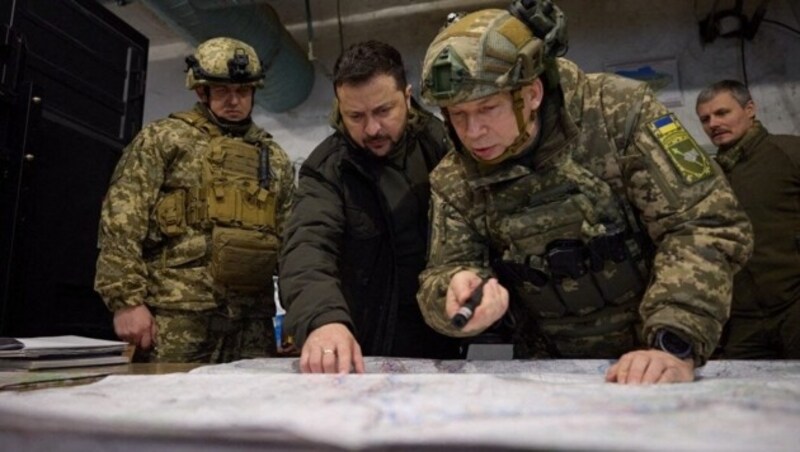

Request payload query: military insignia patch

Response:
[647,114,712,185]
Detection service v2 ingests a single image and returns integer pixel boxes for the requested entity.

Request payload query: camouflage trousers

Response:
[139,302,276,363]
[511,303,643,359]
[721,300,800,359]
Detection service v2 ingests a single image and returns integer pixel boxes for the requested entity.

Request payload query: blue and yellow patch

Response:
[647,114,712,185]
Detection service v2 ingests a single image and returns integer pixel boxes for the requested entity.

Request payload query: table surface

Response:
[0,358,798,451]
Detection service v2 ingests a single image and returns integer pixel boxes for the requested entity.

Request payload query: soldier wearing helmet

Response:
[186,37,265,123]
[417,2,753,384]
[95,37,295,363]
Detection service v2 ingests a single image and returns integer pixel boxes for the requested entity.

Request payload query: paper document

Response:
[0,336,127,358]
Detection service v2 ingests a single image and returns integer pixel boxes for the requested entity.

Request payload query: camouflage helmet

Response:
[185,37,265,90]
[421,9,546,108]
[421,5,566,164]
[422,0,567,106]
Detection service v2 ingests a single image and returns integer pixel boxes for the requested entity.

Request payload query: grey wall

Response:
[138,0,800,164]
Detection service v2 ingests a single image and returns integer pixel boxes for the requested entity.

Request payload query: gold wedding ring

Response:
[322,348,335,355]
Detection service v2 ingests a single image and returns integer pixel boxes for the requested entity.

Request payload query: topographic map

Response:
[0,358,798,451]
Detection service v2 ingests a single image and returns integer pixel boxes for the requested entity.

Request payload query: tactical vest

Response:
[155,110,279,293]
[490,154,650,358]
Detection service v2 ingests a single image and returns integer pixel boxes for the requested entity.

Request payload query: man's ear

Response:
[524,78,544,111]
[195,87,208,102]
[744,99,757,120]
[404,84,413,107]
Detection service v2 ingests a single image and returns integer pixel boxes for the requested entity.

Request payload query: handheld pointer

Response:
[451,279,486,329]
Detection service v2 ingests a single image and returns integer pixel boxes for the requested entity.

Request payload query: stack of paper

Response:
[0,336,130,371]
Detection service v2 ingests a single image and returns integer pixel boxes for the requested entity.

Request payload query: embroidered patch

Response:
[647,114,713,185]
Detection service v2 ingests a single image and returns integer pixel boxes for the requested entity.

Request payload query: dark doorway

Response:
[0,0,147,338]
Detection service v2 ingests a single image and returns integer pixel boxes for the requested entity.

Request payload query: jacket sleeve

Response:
[417,166,492,337]
[279,158,353,347]
[617,87,753,364]
[94,124,171,312]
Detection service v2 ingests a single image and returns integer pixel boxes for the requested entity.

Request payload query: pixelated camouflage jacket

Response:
[418,58,753,363]
[95,103,295,313]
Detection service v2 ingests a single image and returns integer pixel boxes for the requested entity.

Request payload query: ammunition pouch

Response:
[209,226,279,293]
[487,156,653,357]
[196,180,276,230]
[155,189,188,237]
[494,224,646,320]
[155,137,277,235]
[546,239,587,280]
[190,136,277,231]
[494,227,645,358]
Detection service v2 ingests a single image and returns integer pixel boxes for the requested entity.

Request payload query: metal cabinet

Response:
[0,0,147,337]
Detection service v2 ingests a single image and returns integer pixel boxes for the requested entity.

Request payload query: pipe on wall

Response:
[142,0,314,113]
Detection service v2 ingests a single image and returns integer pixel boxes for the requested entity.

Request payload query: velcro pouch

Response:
[209,226,279,292]
[154,189,187,237]
[203,137,277,230]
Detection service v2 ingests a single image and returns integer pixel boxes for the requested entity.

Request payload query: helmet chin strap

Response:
[198,101,253,135]
[215,114,252,127]
[471,87,534,165]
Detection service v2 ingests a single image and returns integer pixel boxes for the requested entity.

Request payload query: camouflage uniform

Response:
[95,38,295,363]
[417,9,752,365]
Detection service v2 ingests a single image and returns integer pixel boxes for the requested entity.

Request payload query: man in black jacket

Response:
[279,41,460,373]
[696,80,800,359]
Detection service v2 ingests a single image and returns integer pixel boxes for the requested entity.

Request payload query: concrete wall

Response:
[140,0,800,164]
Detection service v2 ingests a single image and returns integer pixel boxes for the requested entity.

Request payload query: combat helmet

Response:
[421,0,567,163]
[185,37,265,90]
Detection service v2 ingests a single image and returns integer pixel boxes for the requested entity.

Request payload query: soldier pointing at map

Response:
[416,0,753,383]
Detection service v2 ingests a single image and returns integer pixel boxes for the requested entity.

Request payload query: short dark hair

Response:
[333,40,408,91]
[696,80,753,109]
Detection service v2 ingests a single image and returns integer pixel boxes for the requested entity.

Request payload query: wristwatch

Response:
[653,329,693,360]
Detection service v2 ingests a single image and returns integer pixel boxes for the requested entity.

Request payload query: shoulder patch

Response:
[647,114,713,185]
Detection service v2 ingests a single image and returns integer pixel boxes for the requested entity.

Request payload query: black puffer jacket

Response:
[280,99,458,356]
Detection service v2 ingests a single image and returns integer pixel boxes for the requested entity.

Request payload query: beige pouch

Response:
[209,226,279,292]
[155,189,187,237]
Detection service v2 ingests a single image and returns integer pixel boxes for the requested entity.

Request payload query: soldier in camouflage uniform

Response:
[95,37,295,363]
[417,2,753,384]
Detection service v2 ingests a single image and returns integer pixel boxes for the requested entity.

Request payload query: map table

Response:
[0,358,797,451]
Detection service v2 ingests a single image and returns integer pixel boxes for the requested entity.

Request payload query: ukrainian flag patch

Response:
[647,114,712,185]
